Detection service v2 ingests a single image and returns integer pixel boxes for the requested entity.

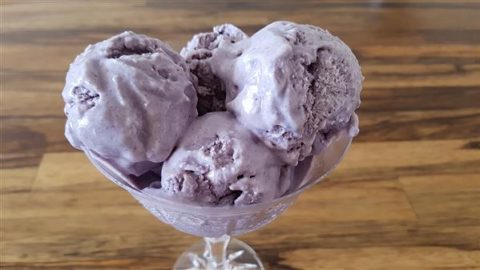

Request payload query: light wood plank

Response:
[400,174,480,222]
[1,167,37,193]
[281,247,480,270]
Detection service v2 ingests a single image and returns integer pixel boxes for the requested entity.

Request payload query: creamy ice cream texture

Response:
[188,21,362,165]
[63,31,197,176]
[145,112,289,206]
[181,24,247,115]
[63,21,362,206]
[230,22,362,165]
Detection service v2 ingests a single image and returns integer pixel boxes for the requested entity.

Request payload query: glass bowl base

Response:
[174,236,265,270]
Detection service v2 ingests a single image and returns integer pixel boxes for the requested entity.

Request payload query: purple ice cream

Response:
[63,21,362,208]
[181,24,247,115]
[145,112,290,206]
[220,21,362,165]
[62,31,197,176]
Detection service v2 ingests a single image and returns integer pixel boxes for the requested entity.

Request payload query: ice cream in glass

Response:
[63,21,362,269]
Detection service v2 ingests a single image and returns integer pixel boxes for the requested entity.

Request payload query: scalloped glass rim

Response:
[85,131,352,217]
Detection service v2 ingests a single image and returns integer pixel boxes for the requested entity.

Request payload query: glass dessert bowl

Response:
[85,132,352,270]
[61,21,363,270]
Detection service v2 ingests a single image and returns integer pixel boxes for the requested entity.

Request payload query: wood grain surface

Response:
[1,1,480,269]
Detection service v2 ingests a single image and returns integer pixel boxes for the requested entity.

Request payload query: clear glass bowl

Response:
[86,131,352,269]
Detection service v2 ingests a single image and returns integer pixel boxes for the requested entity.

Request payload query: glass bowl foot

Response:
[174,235,264,270]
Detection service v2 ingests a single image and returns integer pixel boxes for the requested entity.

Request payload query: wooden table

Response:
[2,1,480,269]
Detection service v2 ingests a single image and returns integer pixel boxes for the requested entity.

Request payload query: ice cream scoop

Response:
[225,21,363,165]
[181,24,247,115]
[145,112,290,206]
[62,31,197,176]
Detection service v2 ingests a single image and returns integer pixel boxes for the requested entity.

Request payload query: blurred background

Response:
[2,1,480,269]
